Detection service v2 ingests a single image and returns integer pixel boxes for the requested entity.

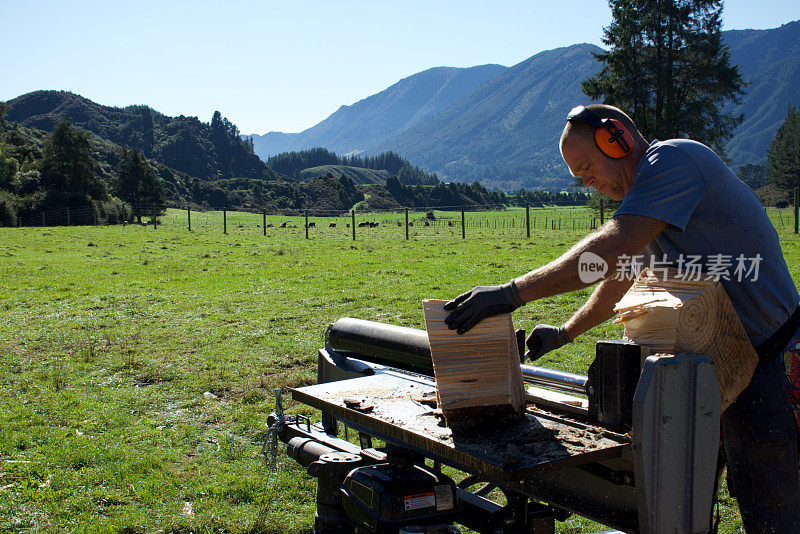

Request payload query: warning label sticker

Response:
[403,492,435,511]
[434,484,454,511]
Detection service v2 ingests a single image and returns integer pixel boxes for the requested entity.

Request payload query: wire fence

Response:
[143,204,604,239]
[3,203,799,240]
[2,205,106,228]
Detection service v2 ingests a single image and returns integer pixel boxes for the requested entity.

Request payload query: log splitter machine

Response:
[267,318,722,534]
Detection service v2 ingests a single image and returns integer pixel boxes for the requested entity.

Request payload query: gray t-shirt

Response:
[615,139,798,345]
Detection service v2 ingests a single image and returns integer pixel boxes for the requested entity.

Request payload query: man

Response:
[444,104,800,532]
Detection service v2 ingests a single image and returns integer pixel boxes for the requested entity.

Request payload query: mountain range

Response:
[248,64,507,157]
[249,20,800,190]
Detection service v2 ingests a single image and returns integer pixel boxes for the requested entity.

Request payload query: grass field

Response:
[2,207,799,532]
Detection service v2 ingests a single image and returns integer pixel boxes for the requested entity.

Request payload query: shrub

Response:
[0,194,17,227]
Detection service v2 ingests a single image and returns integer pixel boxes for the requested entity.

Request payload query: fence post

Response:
[526,203,530,238]
[153,205,157,229]
[66,207,70,227]
[42,212,46,227]
[795,188,798,234]
[600,198,605,225]
[305,210,309,239]
[461,205,465,239]
[187,207,191,231]
[263,210,266,236]
[351,210,356,241]
[223,209,227,234]
[405,208,409,240]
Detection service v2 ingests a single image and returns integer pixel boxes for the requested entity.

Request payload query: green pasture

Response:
[2,207,800,532]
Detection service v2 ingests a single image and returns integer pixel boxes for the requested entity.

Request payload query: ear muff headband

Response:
[566,106,634,159]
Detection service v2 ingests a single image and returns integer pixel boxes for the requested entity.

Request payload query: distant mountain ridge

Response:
[722,21,800,167]
[248,64,507,157]
[248,21,800,190]
[375,43,602,190]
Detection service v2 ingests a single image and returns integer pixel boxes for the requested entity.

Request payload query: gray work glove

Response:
[525,324,572,362]
[443,281,525,335]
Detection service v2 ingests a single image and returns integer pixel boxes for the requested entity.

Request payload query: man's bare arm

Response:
[514,214,667,302]
[563,276,634,339]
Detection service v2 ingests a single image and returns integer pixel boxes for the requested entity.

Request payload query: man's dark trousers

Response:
[722,356,800,532]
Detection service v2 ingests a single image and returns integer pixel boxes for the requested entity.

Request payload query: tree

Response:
[583,0,745,155]
[738,163,768,190]
[767,105,800,198]
[39,118,103,197]
[0,102,8,132]
[115,148,166,223]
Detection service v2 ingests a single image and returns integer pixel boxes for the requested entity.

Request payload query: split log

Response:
[422,299,525,425]
[613,268,758,410]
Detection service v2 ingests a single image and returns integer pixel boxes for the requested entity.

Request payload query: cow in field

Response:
[329,223,336,228]
[308,222,316,228]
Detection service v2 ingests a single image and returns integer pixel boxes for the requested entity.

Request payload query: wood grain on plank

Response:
[423,299,525,424]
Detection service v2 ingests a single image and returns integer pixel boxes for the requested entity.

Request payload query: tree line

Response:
[0,107,166,226]
[266,148,439,185]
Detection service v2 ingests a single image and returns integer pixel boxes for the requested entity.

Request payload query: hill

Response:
[248,64,507,158]
[265,148,439,186]
[376,44,600,190]
[299,165,389,185]
[0,96,376,219]
[6,91,279,182]
[723,20,800,167]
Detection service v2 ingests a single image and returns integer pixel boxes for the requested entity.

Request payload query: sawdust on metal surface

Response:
[306,375,622,470]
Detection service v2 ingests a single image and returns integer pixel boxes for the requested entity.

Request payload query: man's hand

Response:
[525,324,571,361]
[444,281,525,334]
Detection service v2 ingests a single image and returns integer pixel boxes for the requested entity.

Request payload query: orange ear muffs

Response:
[567,106,634,159]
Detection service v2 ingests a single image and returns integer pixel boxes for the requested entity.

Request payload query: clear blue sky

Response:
[2,0,798,135]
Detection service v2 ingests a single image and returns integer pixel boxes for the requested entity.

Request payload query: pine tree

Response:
[115,148,166,223]
[39,118,103,197]
[767,105,800,197]
[583,0,744,155]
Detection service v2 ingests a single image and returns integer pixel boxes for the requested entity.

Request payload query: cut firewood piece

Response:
[422,299,525,425]
[613,268,758,410]
[525,386,589,418]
